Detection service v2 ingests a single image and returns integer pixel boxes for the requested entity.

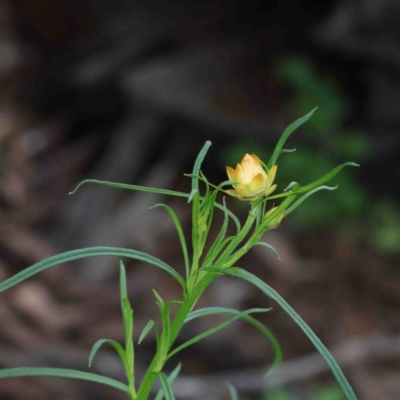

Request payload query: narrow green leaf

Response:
[168,308,270,359]
[155,364,182,400]
[214,267,357,400]
[0,368,129,394]
[157,372,176,400]
[185,307,281,376]
[227,383,239,400]
[120,262,130,338]
[189,141,212,203]
[280,148,296,154]
[267,108,317,169]
[139,320,156,344]
[254,242,281,260]
[0,247,186,292]
[295,163,358,194]
[152,290,171,358]
[203,198,230,266]
[88,339,127,369]
[151,204,190,281]
[120,262,128,300]
[284,185,337,217]
[70,178,238,230]
[121,298,134,358]
[153,289,165,308]
[70,180,188,198]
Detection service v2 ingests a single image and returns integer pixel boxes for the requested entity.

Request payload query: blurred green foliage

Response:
[221,55,400,253]
[263,383,345,400]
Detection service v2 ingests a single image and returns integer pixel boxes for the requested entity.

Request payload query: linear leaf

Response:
[295,163,358,195]
[0,368,129,394]
[139,320,156,344]
[267,108,317,169]
[185,307,281,376]
[254,242,281,260]
[157,372,176,400]
[70,178,238,229]
[155,364,182,400]
[227,383,239,400]
[189,141,212,202]
[88,339,127,369]
[284,185,337,217]
[151,204,190,281]
[212,267,357,400]
[0,247,186,292]
[70,180,188,198]
[168,308,270,359]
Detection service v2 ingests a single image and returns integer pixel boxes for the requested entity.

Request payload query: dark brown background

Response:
[1,1,400,399]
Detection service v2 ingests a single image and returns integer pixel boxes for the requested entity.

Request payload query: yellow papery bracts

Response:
[226,154,277,201]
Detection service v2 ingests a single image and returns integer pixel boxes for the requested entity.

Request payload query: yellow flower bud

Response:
[264,206,284,229]
[225,154,277,201]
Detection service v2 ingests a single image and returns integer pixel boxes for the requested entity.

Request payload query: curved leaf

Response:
[284,185,337,217]
[0,368,129,394]
[210,267,357,400]
[88,339,127,369]
[267,108,317,169]
[157,372,176,400]
[168,308,270,359]
[139,320,157,344]
[295,162,358,195]
[70,178,239,231]
[254,242,281,260]
[185,307,281,376]
[155,363,182,400]
[151,204,190,280]
[0,247,186,292]
[70,180,188,199]
[189,141,212,202]
[227,383,239,400]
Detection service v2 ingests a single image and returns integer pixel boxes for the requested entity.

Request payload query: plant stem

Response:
[135,273,215,400]
[216,211,256,268]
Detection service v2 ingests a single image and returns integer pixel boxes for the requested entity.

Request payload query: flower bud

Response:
[225,154,277,201]
[264,206,284,229]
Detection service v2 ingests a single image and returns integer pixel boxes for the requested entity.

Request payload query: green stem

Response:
[216,208,257,268]
[135,273,215,400]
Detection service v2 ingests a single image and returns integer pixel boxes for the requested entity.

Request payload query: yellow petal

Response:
[268,165,277,185]
[225,189,240,198]
[226,166,236,181]
[235,184,253,197]
[240,155,254,182]
[263,184,277,197]
[248,173,267,194]
[235,162,246,184]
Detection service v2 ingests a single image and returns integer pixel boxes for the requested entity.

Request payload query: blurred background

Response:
[1,0,400,399]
